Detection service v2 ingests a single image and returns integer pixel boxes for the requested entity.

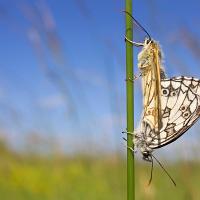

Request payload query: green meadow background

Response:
[0,139,200,200]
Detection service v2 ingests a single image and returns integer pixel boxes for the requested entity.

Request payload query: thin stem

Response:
[125,0,134,200]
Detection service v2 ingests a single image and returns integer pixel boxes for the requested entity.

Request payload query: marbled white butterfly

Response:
[124,11,200,185]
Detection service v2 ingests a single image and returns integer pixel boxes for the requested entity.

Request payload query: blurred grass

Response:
[0,141,126,200]
[0,141,200,200]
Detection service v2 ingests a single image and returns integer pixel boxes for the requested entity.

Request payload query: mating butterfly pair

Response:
[132,38,200,160]
[124,12,200,185]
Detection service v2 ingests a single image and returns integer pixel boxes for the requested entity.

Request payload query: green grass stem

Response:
[125,0,134,200]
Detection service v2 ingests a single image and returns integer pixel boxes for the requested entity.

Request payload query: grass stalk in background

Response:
[125,0,134,200]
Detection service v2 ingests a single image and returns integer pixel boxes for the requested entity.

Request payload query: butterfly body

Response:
[138,39,165,134]
[135,39,164,161]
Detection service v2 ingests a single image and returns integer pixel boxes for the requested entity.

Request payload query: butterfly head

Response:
[134,132,154,162]
[138,38,154,71]
[138,38,165,75]
[140,144,153,161]
[142,151,152,162]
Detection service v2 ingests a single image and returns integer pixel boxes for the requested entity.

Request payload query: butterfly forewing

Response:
[139,40,163,134]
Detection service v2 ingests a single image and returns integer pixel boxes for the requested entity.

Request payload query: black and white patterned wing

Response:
[144,76,200,149]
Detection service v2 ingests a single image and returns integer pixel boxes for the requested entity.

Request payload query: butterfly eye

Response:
[144,37,152,45]
[146,38,151,44]
[162,89,169,96]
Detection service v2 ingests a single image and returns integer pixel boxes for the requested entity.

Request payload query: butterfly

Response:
[124,11,200,185]
[125,17,200,161]
[125,36,168,160]
[137,38,164,135]
[135,76,200,157]
[124,11,165,138]
[134,76,200,186]
[132,40,200,185]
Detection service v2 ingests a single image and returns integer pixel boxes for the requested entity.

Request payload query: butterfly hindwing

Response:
[145,77,200,148]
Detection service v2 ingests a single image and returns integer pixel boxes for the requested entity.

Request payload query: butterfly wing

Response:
[140,41,163,132]
[144,76,200,149]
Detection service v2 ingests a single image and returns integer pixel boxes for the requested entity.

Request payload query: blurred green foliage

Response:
[0,141,126,200]
[0,141,200,200]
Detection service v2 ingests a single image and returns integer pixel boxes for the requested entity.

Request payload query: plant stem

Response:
[125,0,134,200]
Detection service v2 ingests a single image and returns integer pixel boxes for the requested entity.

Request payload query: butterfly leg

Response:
[122,135,137,153]
[122,130,140,137]
[125,36,144,46]
[127,146,136,153]
[123,140,137,153]
[122,131,134,135]
[133,73,142,80]
[122,130,141,154]
[125,73,142,82]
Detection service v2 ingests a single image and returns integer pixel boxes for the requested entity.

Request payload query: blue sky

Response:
[1,0,200,158]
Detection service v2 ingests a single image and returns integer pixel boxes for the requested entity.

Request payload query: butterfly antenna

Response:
[123,10,151,40]
[148,156,154,186]
[152,154,176,186]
